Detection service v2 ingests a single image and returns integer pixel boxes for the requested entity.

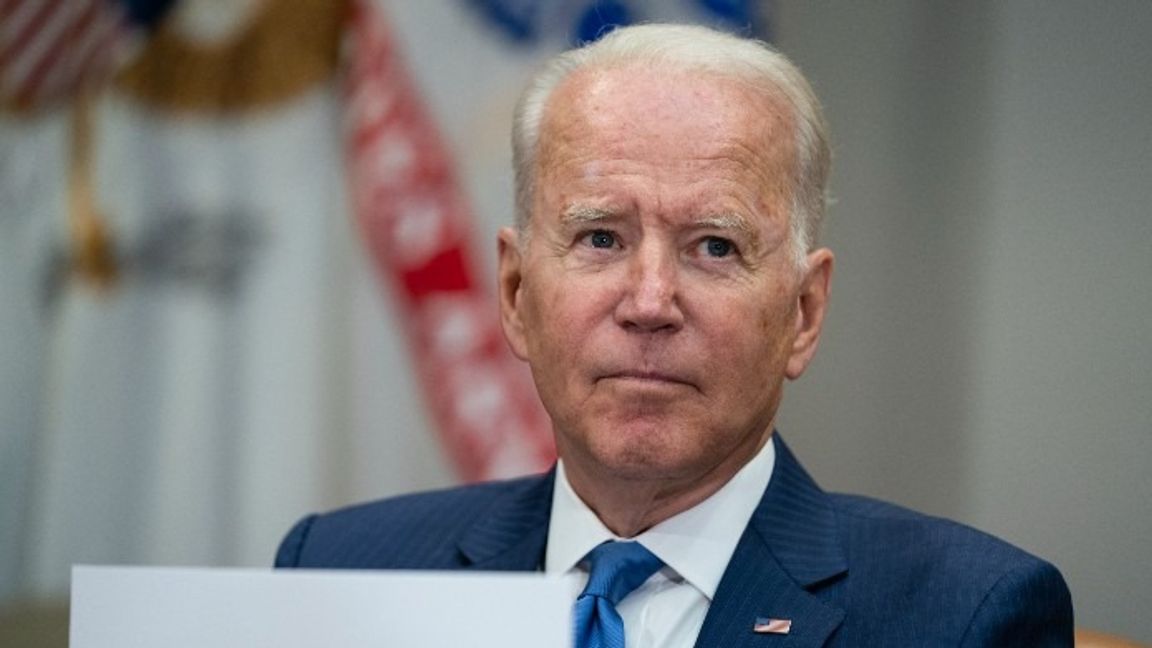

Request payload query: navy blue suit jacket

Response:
[276,436,1073,646]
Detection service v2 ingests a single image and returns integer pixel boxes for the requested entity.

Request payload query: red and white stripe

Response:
[753,617,792,634]
[0,0,132,110]
[344,0,555,481]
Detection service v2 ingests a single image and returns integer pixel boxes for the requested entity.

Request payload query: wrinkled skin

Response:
[498,65,833,536]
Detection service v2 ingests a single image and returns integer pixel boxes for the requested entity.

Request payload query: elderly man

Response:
[277,24,1073,647]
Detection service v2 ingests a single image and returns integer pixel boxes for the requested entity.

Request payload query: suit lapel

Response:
[695,435,847,647]
[450,439,848,644]
[457,470,556,571]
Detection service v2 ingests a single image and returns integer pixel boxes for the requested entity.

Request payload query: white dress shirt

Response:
[545,439,776,648]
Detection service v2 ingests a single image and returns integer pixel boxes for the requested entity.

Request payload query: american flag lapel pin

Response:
[753,617,792,635]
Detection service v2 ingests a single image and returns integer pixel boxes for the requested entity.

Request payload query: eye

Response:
[586,229,617,249]
[702,236,735,258]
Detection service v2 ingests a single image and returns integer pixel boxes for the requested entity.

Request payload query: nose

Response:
[614,241,684,333]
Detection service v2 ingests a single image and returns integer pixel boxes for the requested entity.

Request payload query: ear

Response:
[785,247,834,380]
[497,227,530,361]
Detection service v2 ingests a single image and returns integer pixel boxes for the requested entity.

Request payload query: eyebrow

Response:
[559,207,762,248]
[560,205,616,226]
[691,213,758,239]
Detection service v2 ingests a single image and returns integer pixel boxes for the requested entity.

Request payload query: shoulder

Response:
[827,494,1073,646]
[275,475,547,570]
[829,493,1051,577]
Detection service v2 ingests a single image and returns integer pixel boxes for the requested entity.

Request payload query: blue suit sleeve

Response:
[960,559,1074,647]
[274,514,318,568]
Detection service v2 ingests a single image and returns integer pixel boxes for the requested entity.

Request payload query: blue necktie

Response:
[573,541,664,648]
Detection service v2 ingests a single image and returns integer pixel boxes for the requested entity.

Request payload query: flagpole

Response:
[67,91,118,289]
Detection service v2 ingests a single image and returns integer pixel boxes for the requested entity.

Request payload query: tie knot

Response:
[580,541,664,605]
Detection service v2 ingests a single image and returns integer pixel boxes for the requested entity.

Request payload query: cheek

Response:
[712,294,796,379]
[755,303,797,364]
[521,290,561,361]
[521,272,597,361]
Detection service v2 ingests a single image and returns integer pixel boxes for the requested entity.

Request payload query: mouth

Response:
[601,370,696,389]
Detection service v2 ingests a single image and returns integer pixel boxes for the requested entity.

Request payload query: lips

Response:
[600,369,697,390]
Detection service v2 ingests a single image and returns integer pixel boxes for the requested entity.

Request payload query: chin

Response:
[586,428,712,482]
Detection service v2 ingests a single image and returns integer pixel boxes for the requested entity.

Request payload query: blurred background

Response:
[1,0,1149,644]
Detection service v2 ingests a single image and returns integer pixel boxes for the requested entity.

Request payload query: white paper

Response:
[71,565,574,647]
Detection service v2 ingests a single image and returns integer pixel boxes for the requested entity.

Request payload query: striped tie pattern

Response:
[573,541,664,648]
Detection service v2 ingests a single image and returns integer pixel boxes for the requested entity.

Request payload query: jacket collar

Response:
[457,470,555,571]
[694,434,847,647]
[453,434,848,646]
[752,434,848,587]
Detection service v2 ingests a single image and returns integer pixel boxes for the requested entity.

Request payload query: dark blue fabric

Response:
[462,0,759,46]
[462,0,545,43]
[276,435,1074,647]
[572,1,634,45]
[117,0,178,27]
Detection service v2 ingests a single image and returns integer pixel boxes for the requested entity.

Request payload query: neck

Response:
[561,432,771,538]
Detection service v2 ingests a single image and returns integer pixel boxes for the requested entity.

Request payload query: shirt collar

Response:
[545,436,776,600]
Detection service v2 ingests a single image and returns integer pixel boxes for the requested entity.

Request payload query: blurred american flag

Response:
[0,0,174,111]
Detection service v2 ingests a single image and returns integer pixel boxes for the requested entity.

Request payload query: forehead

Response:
[536,64,796,196]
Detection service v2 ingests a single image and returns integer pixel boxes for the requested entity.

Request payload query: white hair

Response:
[511,23,831,266]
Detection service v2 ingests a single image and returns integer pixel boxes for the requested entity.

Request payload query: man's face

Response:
[499,65,832,490]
